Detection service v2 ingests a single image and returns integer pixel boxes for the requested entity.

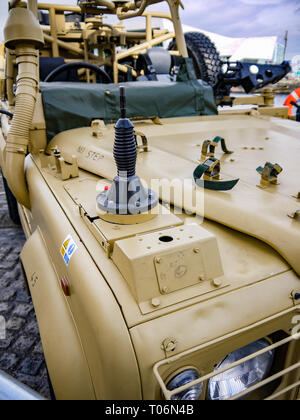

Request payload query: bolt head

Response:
[212,278,222,288]
[162,338,177,352]
[151,298,161,308]
[165,341,176,352]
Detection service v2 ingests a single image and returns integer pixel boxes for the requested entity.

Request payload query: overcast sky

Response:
[0,0,299,59]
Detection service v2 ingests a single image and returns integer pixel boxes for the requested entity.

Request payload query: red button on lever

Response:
[104,186,110,191]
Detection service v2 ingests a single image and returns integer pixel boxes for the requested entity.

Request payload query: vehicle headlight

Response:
[166,368,203,400]
[208,338,274,400]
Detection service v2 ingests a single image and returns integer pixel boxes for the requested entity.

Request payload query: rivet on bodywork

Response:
[151,298,161,308]
[212,278,223,288]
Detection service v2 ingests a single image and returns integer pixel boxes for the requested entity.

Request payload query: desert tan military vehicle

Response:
[0,0,300,401]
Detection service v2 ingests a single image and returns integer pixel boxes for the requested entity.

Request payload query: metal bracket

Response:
[39,149,79,181]
[39,148,57,169]
[292,192,300,200]
[91,119,106,139]
[58,156,79,181]
[202,158,221,181]
[194,157,239,191]
[201,136,233,162]
[257,162,283,189]
[288,210,300,220]
[135,131,149,152]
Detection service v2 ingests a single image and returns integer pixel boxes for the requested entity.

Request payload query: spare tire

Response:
[169,32,222,87]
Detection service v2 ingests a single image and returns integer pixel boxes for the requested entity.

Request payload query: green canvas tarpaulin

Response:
[40,59,218,141]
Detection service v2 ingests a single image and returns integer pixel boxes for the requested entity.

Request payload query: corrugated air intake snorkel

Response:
[3,3,44,209]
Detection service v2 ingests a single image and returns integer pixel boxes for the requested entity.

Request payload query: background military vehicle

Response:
[0,0,300,401]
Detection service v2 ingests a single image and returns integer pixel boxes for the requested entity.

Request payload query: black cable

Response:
[0,110,13,119]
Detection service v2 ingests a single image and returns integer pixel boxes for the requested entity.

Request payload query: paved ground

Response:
[0,175,51,399]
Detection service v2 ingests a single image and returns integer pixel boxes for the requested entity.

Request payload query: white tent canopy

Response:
[163,21,279,63]
[122,17,281,64]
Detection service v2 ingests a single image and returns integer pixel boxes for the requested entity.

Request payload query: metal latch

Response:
[194,157,239,191]
[135,131,149,152]
[288,210,300,220]
[201,136,233,161]
[257,162,282,188]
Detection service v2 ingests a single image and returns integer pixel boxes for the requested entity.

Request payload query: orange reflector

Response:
[61,277,70,296]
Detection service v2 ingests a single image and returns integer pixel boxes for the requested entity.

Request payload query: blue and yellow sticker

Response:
[60,234,77,266]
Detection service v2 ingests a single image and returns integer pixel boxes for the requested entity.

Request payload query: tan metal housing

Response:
[0,0,299,401]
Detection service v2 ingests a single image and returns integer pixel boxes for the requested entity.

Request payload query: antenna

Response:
[96,86,158,223]
[120,86,127,119]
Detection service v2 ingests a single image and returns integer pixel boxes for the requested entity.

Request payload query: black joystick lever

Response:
[96,87,158,222]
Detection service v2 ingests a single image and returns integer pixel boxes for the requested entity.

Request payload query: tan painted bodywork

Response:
[15,144,300,399]
[9,109,299,399]
[46,113,300,277]
[1,0,300,401]
[20,157,142,400]
[20,228,96,400]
